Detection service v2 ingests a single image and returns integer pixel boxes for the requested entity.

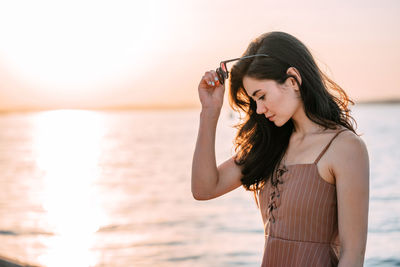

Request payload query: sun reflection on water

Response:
[31,110,107,267]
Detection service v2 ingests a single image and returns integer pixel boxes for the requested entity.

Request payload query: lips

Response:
[267,115,275,120]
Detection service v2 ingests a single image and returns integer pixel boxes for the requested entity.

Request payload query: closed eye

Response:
[258,95,265,100]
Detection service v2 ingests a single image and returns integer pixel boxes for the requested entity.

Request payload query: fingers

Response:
[202,72,214,87]
[203,70,221,87]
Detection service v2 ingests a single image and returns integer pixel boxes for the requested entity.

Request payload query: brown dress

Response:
[259,129,347,267]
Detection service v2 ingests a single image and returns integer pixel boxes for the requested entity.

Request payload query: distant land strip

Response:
[356,98,400,105]
[0,255,39,267]
[0,104,200,114]
[1,99,400,114]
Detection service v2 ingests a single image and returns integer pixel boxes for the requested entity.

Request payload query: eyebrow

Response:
[252,89,261,97]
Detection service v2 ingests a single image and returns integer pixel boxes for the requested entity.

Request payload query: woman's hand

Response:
[198,70,225,112]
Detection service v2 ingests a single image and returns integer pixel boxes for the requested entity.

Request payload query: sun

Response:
[0,0,169,92]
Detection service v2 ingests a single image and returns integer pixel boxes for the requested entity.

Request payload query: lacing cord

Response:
[268,166,287,223]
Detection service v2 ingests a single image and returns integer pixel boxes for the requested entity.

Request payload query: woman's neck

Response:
[291,106,325,139]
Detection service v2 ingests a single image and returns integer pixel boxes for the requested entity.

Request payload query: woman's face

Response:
[242,75,302,127]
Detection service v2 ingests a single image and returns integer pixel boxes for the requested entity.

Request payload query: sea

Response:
[0,104,399,267]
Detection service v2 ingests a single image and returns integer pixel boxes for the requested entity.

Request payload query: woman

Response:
[191,31,369,266]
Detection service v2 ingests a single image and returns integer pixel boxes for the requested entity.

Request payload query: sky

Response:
[0,0,399,112]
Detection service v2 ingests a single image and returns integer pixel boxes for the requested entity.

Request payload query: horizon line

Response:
[1,98,400,114]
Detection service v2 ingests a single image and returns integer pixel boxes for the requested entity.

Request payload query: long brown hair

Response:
[228,31,357,208]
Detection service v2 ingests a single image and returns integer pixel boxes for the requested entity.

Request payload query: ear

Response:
[286,67,302,91]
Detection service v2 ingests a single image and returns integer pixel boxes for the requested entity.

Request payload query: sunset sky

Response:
[0,0,399,112]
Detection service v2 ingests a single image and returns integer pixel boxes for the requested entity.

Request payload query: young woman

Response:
[191,31,369,266]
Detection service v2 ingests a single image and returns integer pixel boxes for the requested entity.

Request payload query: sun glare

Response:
[0,0,169,92]
[32,110,107,267]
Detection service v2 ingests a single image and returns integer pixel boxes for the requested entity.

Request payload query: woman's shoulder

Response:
[335,127,364,146]
[319,126,360,145]
[330,126,368,164]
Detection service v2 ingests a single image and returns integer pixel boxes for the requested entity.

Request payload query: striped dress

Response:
[258,129,347,266]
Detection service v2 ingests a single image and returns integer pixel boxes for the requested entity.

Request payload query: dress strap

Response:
[314,129,348,164]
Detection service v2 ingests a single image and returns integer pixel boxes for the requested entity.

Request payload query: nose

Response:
[256,103,267,114]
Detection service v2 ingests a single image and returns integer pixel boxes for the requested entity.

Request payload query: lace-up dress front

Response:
[258,129,347,267]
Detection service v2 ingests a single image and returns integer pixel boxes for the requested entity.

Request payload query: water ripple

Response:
[366,257,400,266]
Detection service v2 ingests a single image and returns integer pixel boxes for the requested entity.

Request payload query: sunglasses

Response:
[215,54,270,85]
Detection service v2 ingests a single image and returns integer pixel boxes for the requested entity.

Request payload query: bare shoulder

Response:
[333,129,368,156]
[330,129,369,178]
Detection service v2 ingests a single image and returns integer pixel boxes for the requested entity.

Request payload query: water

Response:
[0,104,399,266]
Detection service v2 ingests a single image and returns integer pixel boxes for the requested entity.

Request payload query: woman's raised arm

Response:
[191,70,243,200]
